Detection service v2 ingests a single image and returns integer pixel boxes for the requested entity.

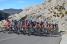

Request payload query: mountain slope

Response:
[2,8,23,15]
[0,10,10,21]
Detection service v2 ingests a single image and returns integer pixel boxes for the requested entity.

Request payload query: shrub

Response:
[65,11,67,14]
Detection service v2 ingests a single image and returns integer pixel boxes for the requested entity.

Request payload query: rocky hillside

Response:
[3,0,67,32]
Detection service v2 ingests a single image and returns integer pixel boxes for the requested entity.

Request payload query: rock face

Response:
[8,0,67,32]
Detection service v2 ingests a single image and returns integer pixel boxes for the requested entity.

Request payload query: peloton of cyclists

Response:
[2,19,59,36]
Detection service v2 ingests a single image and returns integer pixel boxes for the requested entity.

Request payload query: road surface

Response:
[0,32,61,44]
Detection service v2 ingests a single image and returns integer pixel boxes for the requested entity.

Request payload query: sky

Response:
[0,0,44,10]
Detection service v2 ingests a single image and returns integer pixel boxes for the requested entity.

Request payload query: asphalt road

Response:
[0,32,62,44]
